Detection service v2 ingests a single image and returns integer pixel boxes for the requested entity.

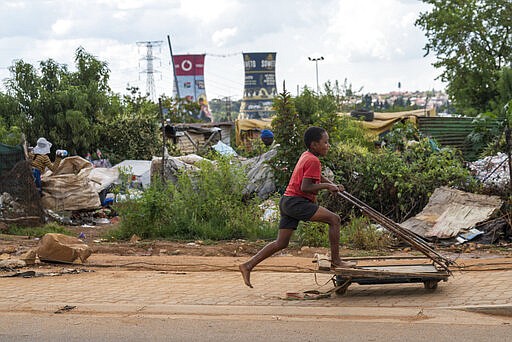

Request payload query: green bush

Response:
[113,156,276,240]
[296,222,329,247]
[323,128,478,223]
[294,215,392,250]
[340,215,392,250]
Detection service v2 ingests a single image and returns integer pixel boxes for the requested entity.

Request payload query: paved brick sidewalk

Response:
[1,267,511,313]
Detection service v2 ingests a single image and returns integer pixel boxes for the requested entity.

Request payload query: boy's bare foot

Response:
[239,263,253,288]
[331,260,356,269]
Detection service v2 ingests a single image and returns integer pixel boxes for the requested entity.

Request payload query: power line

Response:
[205,51,242,58]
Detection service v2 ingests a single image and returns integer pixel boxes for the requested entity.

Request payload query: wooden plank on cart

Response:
[327,266,449,280]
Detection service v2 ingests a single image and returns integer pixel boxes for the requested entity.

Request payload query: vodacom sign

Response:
[181,59,192,72]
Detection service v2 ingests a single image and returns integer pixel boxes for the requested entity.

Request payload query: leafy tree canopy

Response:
[2,47,117,155]
[416,0,512,115]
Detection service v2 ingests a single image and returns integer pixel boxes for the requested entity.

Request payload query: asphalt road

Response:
[1,312,511,342]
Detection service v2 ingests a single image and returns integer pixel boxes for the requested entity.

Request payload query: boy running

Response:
[239,126,354,288]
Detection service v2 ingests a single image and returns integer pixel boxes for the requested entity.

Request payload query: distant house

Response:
[163,122,234,154]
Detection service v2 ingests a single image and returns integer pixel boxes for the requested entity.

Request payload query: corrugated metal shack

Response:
[417,117,498,161]
[164,122,234,154]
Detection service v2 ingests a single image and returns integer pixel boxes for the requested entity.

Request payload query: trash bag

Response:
[41,156,101,211]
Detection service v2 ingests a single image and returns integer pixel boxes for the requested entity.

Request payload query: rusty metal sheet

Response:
[401,187,503,239]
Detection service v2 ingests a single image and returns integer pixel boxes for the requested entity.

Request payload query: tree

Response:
[293,87,318,125]
[3,47,117,155]
[0,92,20,128]
[0,116,22,145]
[269,83,306,190]
[416,0,512,115]
[208,97,241,122]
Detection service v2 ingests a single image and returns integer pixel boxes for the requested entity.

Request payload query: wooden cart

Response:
[315,256,450,295]
[309,191,455,296]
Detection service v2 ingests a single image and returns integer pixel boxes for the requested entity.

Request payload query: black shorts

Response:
[279,196,319,230]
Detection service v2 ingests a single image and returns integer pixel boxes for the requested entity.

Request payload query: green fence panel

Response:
[0,143,25,176]
[417,117,497,161]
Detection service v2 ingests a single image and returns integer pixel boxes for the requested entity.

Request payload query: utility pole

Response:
[308,56,324,93]
[225,96,232,122]
[137,40,163,101]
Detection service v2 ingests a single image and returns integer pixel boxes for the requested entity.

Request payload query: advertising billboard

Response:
[172,54,211,122]
[240,52,277,119]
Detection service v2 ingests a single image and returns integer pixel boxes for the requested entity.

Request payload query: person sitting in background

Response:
[260,129,275,147]
[29,137,66,195]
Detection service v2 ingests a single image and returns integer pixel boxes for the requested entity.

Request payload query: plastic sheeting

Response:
[339,108,436,136]
[235,118,272,146]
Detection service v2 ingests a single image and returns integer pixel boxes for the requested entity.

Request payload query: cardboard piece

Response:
[37,233,92,263]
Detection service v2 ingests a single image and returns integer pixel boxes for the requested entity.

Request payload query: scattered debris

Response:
[259,199,278,222]
[19,249,37,266]
[46,207,117,226]
[54,305,76,314]
[468,217,511,244]
[283,290,333,300]
[468,152,510,190]
[0,258,26,269]
[2,270,36,278]
[129,234,141,243]
[0,192,35,221]
[1,268,95,278]
[456,228,484,244]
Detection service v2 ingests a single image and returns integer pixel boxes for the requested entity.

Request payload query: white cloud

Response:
[51,19,73,35]
[96,0,147,10]
[0,0,446,99]
[5,0,26,9]
[212,27,238,47]
[178,0,237,24]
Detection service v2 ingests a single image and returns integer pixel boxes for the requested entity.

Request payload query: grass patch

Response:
[341,215,392,250]
[5,222,72,238]
[296,222,329,247]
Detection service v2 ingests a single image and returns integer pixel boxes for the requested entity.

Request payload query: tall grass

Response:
[113,156,276,241]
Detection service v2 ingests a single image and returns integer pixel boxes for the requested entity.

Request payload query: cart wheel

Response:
[423,280,439,290]
[335,284,350,295]
[335,276,351,295]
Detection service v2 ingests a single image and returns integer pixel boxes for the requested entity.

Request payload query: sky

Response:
[0,0,445,101]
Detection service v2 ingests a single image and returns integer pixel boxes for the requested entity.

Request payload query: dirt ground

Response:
[2,222,512,273]
[0,222,331,259]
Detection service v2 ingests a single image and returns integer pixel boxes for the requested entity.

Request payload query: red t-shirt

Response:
[284,151,321,202]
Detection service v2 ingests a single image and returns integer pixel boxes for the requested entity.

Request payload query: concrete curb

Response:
[450,304,512,317]
[2,302,511,324]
